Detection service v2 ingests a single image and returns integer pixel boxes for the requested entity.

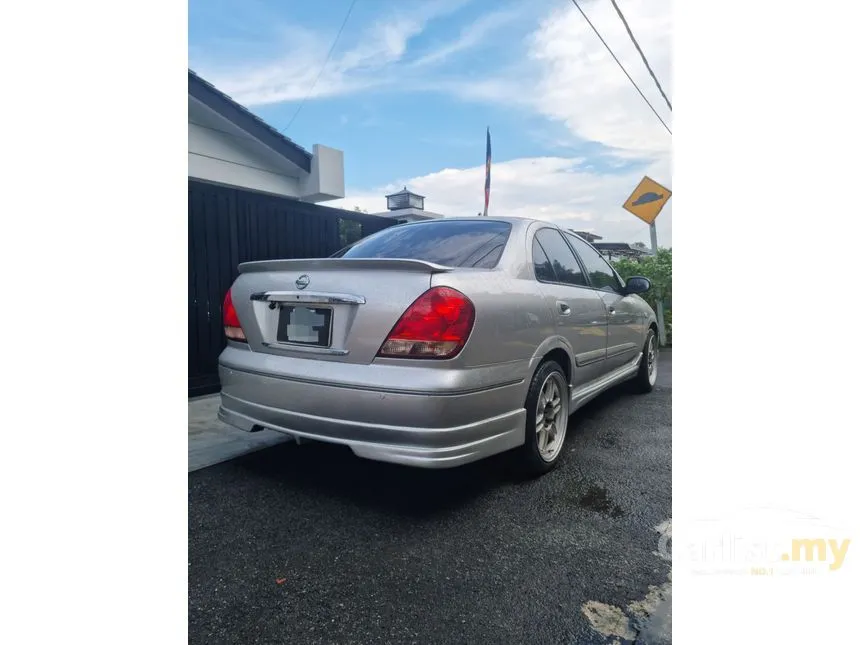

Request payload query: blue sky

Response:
[189,0,672,245]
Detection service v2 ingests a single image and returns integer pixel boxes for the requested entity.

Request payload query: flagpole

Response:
[483,126,491,216]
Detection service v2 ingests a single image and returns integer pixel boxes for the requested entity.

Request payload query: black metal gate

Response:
[188,179,394,397]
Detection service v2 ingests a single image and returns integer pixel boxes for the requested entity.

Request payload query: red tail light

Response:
[377,287,475,359]
[223,289,247,342]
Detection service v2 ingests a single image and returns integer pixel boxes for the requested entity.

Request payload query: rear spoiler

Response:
[238,258,455,274]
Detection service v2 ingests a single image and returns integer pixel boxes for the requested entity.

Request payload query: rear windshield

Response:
[338,220,511,268]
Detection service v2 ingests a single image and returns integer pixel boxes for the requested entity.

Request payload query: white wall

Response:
[188,121,303,197]
[188,97,344,202]
[300,145,345,203]
[371,208,445,223]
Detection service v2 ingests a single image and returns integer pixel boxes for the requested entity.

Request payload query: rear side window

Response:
[341,220,511,268]
[533,228,587,286]
[532,240,555,282]
[566,234,624,292]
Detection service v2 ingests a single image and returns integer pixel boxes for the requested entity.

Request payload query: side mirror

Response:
[624,276,651,295]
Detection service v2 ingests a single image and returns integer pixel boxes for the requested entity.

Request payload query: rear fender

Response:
[528,335,575,389]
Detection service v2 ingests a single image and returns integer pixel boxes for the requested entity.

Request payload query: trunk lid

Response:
[229,258,453,364]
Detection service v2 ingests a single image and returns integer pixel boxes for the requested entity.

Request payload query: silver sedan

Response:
[218,217,658,475]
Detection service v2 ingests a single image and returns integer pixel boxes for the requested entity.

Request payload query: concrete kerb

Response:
[188,393,290,472]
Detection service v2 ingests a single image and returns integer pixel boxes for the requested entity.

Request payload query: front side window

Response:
[566,234,624,292]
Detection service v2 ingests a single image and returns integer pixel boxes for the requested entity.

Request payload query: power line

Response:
[608,0,672,111]
[567,0,671,135]
[281,0,359,133]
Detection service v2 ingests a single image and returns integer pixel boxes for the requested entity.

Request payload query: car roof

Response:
[391,216,587,239]
[393,215,553,227]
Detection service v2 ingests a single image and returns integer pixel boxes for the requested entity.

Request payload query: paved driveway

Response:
[189,352,672,644]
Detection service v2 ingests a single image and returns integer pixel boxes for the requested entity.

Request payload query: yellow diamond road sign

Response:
[623,176,672,225]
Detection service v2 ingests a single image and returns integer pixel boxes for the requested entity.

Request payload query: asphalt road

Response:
[189,353,672,645]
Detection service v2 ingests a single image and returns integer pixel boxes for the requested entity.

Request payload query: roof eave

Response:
[188,70,312,174]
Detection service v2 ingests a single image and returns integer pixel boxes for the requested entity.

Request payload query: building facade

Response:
[187,70,394,396]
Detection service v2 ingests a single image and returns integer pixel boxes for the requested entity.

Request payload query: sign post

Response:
[622,176,672,346]
[648,221,667,346]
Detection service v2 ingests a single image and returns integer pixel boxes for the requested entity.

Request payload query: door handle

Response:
[608,306,616,315]
[557,301,571,316]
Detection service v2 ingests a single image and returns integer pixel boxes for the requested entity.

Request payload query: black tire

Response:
[516,360,570,477]
[631,328,658,394]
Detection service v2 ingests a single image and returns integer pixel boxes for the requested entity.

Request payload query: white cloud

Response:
[199,20,407,106]
[195,0,474,107]
[526,0,672,159]
[329,0,673,247]
[193,0,673,244]
[430,0,672,160]
[329,154,672,247]
[193,0,672,158]
[410,6,525,67]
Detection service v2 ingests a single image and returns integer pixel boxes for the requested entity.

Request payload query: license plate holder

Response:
[276,305,333,348]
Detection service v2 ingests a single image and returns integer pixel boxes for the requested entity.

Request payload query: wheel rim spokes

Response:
[647,336,657,382]
[536,373,569,462]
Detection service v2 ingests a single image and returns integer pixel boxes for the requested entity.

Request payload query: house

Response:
[569,230,603,244]
[188,70,393,396]
[593,242,651,261]
[188,69,344,202]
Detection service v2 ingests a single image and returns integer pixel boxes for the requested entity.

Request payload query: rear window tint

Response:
[340,220,512,268]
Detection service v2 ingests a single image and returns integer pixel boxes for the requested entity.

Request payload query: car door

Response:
[565,233,646,371]
[531,227,609,387]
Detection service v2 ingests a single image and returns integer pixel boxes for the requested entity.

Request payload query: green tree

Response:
[612,248,672,345]
[338,218,363,247]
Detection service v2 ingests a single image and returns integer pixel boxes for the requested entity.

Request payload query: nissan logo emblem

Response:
[295,274,310,290]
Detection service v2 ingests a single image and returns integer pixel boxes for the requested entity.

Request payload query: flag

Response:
[483,127,491,216]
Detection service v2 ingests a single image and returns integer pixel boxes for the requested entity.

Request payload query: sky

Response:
[189,0,672,247]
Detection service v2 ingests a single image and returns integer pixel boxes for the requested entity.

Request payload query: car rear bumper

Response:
[217,362,527,469]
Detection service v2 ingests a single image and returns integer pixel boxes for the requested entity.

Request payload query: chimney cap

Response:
[384,186,426,199]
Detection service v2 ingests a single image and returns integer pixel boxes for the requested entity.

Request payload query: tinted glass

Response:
[337,218,364,247]
[566,234,624,292]
[532,240,556,282]
[341,220,511,268]
[534,229,587,286]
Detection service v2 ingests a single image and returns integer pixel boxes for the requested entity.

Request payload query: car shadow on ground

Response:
[222,385,633,519]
